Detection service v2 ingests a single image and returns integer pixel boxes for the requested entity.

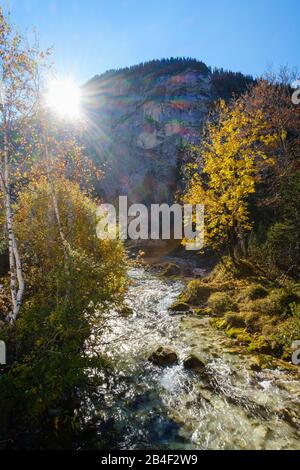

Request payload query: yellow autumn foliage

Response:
[183,99,280,255]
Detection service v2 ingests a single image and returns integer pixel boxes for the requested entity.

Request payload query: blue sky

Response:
[7,0,300,84]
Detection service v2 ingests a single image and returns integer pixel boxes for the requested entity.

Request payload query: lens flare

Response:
[45,78,81,119]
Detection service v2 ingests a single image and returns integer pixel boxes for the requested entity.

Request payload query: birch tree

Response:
[0,7,36,322]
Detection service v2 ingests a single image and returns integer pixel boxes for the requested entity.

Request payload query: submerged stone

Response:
[119,305,134,317]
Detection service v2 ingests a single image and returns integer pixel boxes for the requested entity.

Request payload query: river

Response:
[83,267,300,450]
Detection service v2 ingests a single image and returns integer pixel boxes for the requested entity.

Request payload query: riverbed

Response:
[84,267,300,450]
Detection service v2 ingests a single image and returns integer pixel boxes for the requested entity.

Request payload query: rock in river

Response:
[148,346,178,367]
[183,354,206,373]
[169,301,191,313]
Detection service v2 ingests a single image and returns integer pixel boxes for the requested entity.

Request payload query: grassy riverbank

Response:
[170,257,300,371]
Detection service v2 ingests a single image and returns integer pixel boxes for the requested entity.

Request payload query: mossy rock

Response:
[224,311,246,328]
[243,311,261,330]
[236,259,259,277]
[226,327,252,343]
[193,307,213,317]
[250,297,276,315]
[185,280,212,305]
[207,292,236,314]
[247,335,271,354]
[210,318,227,330]
[160,263,181,277]
[170,301,191,312]
[243,284,269,301]
[152,262,181,277]
[193,308,203,316]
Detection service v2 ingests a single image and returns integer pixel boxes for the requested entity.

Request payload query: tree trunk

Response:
[228,242,239,266]
[0,132,25,322]
[41,120,70,271]
[239,234,248,258]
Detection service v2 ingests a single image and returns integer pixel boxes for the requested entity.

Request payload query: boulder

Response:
[154,262,181,277]
[169,301,191,313]
[148,346,178,367]
[183,354,206,372]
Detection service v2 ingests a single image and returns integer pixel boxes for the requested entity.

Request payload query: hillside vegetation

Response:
[180,73,300,366]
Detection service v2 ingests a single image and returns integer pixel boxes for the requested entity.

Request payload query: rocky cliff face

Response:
[83,59,252,204]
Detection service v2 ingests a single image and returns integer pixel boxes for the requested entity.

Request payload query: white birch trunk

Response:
[0,131,25,322]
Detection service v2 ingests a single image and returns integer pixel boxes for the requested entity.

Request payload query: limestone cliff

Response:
[83,59,253,204]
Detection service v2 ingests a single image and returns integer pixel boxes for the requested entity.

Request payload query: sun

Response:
[45,78,81,119]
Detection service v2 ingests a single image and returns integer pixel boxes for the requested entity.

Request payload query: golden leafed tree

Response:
[183,97,279,261]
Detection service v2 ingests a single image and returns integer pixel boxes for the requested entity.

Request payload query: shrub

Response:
[272,317,300,348]
[268,289,300,315]
[264,172,300,279]
[0,177,127,445]
[248,288,300,316]
[290,302,300,319]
